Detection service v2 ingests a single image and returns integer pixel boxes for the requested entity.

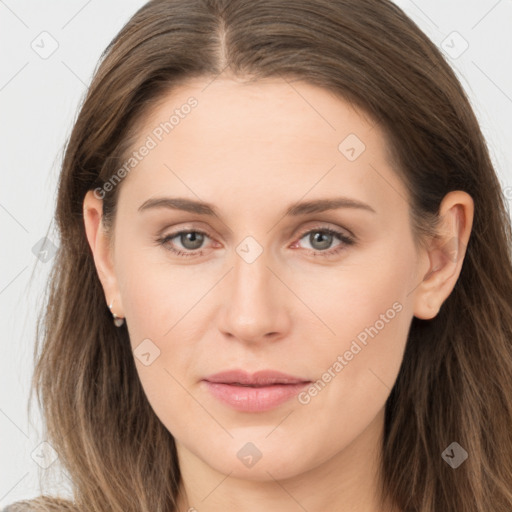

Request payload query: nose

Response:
[217,249,292,344]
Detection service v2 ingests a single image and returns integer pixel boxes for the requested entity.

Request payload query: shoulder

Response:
[1,496,79,512]
[2,505,32,512]
[2,504,33,512]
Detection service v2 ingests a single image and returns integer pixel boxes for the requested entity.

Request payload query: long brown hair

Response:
[13,0,512,511]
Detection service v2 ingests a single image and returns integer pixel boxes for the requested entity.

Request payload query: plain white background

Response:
[1,0,511,506]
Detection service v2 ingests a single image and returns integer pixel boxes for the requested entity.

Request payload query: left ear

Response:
[412,190,474,320]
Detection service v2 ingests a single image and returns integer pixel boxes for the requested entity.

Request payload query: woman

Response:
[5,0,512,511]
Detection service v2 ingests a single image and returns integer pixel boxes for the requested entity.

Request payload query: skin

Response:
[83,75,474,512]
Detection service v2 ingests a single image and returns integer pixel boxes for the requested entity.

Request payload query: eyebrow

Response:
[137,196,376,216]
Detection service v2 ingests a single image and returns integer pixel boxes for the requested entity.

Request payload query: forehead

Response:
[135,76,383,162]
[117,77,408,221]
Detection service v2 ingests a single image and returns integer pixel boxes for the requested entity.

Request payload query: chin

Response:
[191,433,322,482]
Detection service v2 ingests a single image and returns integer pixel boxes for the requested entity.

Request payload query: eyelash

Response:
[155,225,355,259]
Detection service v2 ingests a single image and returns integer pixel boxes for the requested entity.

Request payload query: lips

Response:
[203,369,310,386]
[202,369,312,412]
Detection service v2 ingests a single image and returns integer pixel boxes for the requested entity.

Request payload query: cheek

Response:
[294,240,414,408]
[115,249,204,407]
[117,245,209,342]
[298,239,413,347]
[118,255,202,434]
[288,271,411,462]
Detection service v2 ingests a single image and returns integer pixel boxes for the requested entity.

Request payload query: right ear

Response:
[83,190,125,317]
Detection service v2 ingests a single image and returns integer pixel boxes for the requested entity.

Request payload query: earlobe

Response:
[413,191,474,320]
[83,190,124,318]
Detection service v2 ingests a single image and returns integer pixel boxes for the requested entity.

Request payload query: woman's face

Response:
[87,77,432,481]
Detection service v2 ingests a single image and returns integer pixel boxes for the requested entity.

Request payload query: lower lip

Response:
[203,381,310,412]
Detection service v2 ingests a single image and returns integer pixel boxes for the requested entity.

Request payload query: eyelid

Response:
[293,221,355,241]
[156,223,215,243]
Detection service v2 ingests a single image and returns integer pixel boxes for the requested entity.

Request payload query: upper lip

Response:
[204,369,311,386]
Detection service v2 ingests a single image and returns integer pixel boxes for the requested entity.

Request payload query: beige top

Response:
[2,500,77,511]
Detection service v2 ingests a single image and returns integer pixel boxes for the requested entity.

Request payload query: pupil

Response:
[311,231,332,250]
[181,232,203,250]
